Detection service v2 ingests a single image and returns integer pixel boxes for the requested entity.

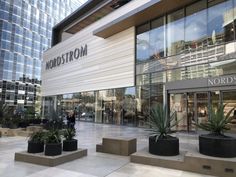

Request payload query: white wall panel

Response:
[42,26,135,96]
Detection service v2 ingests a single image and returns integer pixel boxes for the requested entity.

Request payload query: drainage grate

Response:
[202,165,211,170]
[225,168,234,173]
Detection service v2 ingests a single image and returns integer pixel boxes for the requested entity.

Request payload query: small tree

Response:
[24,107,36,119]
[0,102,14,127]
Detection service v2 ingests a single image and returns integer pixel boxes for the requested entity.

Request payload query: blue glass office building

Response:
[0,0,85,110]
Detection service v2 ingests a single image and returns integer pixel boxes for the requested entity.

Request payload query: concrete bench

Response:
[0,128,33,137]
[96,137,137,156]
[0,128,9,136]
[26,125,43,133]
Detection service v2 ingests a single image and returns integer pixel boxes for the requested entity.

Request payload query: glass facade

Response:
[136,0,236,131]
[0,0,85,110]
[43,87,138,126]
[43,0,236,130]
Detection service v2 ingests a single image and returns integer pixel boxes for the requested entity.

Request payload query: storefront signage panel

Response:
[45,45,87,70]
[208,75,236,86]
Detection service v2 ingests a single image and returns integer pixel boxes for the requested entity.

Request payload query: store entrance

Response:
[169,92,212,132]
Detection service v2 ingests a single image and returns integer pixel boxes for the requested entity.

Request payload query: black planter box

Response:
[199,134,236,158]
[149,136,179,156]
[28,141,44,153]
[32,119,41,125]
[63,139,78,151]
[18,121,29,128]
[45,143,62,156]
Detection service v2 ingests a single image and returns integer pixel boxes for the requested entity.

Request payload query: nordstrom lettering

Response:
[208,75,236,86]
[46,44,87,70]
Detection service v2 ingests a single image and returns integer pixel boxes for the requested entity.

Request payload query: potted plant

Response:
[44,129,62,156]
[147,104,179,156]
[63,128,77,151]
[196,104,236,157]
[28,131,44,153]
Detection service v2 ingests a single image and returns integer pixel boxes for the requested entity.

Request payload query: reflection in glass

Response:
[166,68,182,82]
[123,87,136,126]
[136,23,150,62]
[208,0,234,44]
[59,92,95,122]
[136,85,150,127]
[185,1,207,50]
[114,88,124,125]
[167,9,185,56]
[136,74,150,86]
[150,84,163,108]
[151,72,165,84]
[136,59,166,75]
[208,58,236,76]
[150,17,165,59]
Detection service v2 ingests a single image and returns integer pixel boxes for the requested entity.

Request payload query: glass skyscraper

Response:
[0,0,85,111]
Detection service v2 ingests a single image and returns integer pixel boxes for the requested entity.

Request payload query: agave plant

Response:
[147,104,177,141]
[63,128,76,141]
[195,104,234,135]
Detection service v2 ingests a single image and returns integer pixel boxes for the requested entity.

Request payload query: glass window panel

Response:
[208,0,234,45]
[184,63,209,79]
[122,87,136,126]
[136,59,166,75]
[150,17,165,59]
[136,85,150,127]
[166,68,183,82]
[185,1,207,50]
[223,91,236,121]
[150,84,163,107]
[136,74,150,86]
[166,54,184,69]
[167,9,185,56]
[136,28,150,62]
[208,58,236,76]
[151,72,166,84]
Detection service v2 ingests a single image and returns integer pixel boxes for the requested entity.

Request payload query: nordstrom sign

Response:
[46,44,87,70]
[208,75,236,86]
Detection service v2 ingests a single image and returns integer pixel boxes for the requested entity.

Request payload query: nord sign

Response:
[46,44,87,70]
[208,75,236,86]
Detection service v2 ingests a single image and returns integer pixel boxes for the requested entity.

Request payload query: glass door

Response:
[223,91,236,132]
[187,93,195,132]
[196,93,208,125]
[169,93,188,131]
[102,100,114,124]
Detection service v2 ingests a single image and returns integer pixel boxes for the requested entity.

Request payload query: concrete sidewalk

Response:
[0,122,215,177]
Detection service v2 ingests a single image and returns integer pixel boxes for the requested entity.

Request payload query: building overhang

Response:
[93,0,198,38]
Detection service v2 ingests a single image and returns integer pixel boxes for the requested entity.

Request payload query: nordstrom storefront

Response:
[42,0,236,131]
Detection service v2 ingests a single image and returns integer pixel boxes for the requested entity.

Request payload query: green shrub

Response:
[29,131,45,143]
[44,129,61,144]
[63,128,76,141]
